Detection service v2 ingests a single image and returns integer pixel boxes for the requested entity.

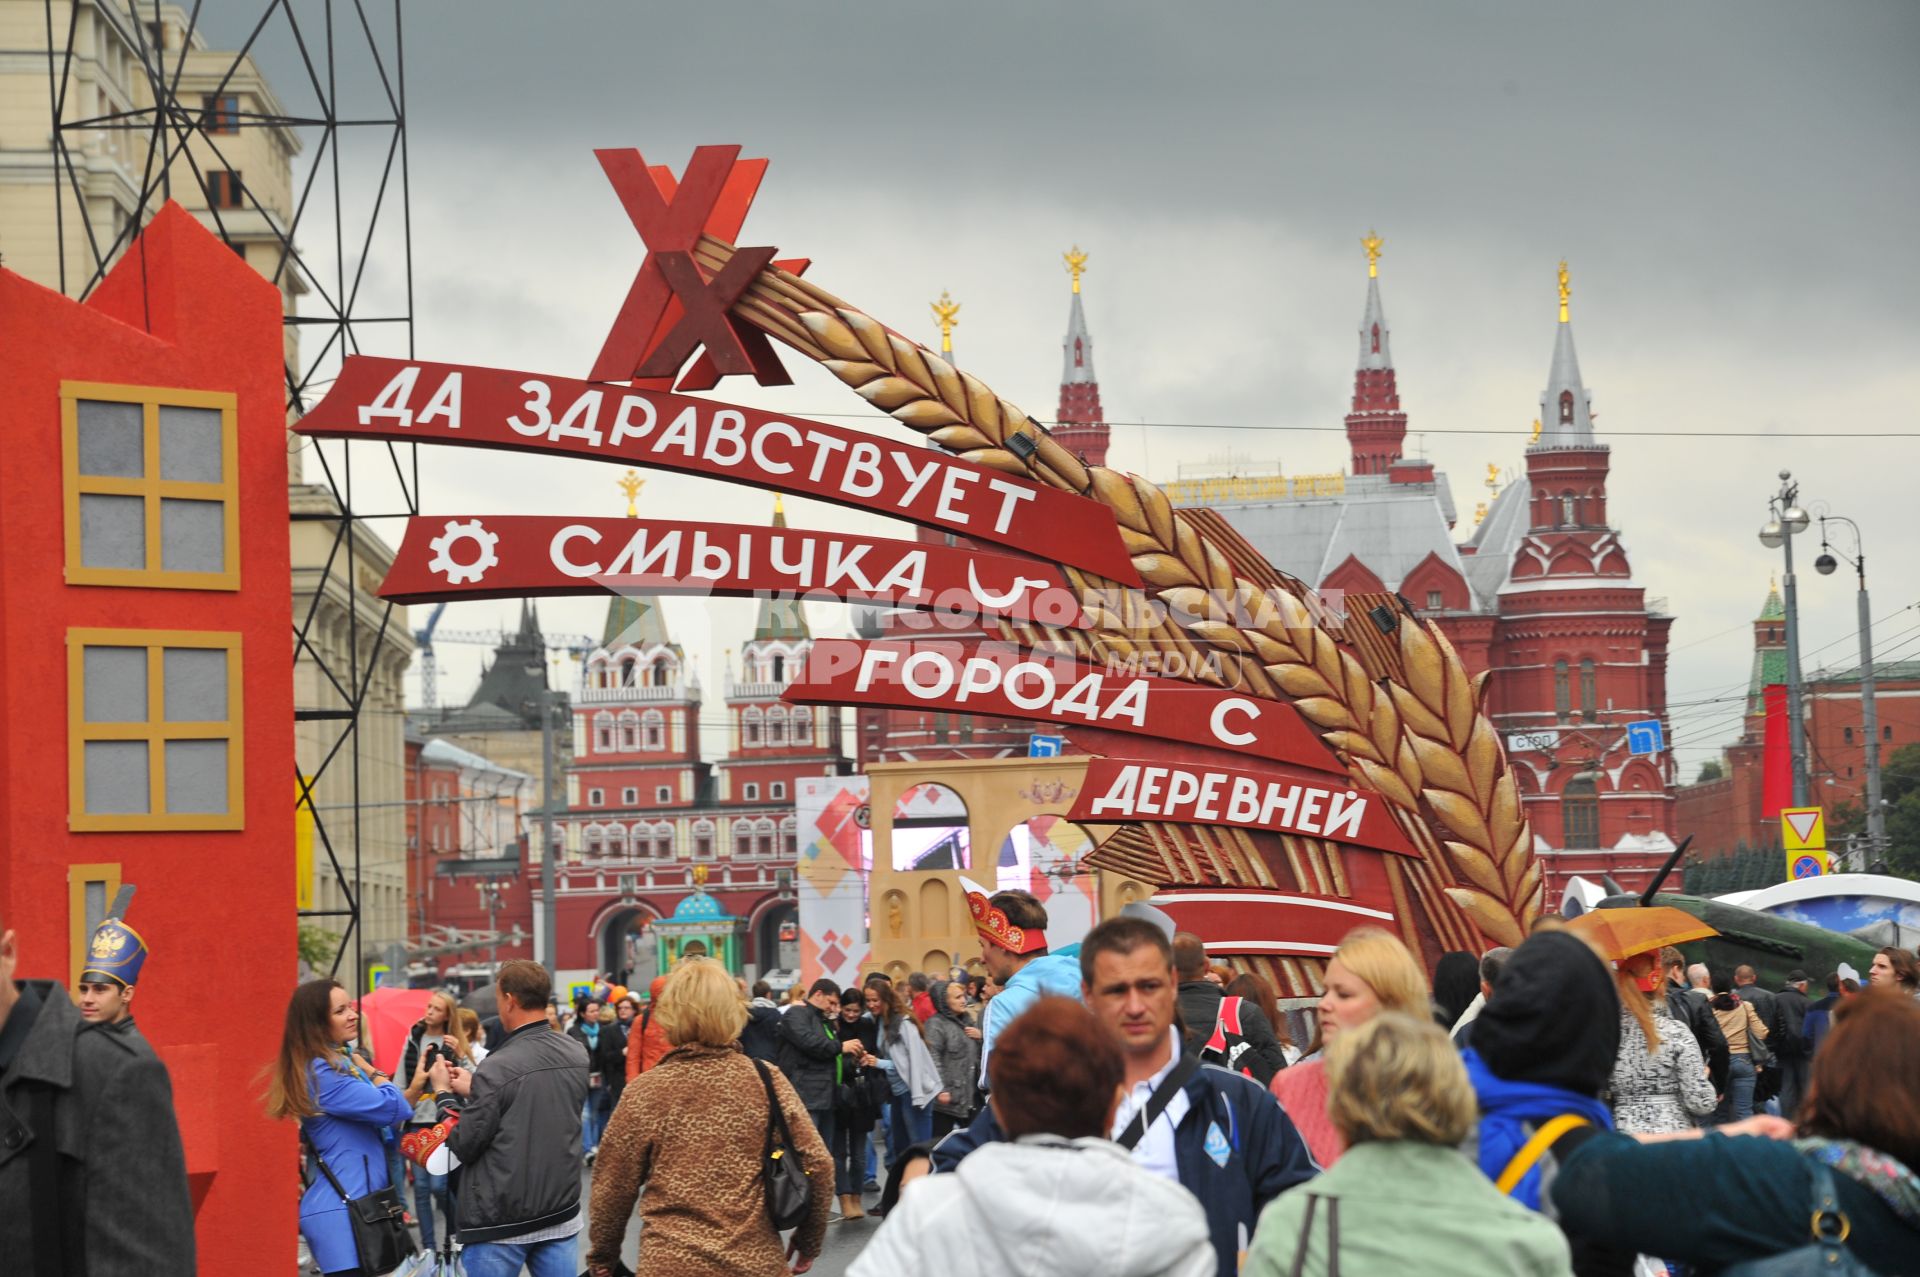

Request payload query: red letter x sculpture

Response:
[590,145,806,390]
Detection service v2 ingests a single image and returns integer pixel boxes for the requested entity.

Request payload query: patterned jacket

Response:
[589,1042,832,1275]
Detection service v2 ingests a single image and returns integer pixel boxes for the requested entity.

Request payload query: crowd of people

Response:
[4,889,1919,1276]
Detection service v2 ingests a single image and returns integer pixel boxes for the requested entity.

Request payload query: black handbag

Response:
[750,1058,814,1231]
[302,1127,418,1274]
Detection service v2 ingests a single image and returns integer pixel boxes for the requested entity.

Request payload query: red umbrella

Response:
[357,987,432,1074]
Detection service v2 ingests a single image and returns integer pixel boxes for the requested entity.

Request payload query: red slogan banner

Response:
[785,638,1342,773]
[380,515,1088,626]
[295,357,1139,584]
[1068,758,1415,856]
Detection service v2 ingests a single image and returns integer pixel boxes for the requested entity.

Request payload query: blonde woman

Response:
[1245,1014,1572,1276]
[1269,926,1429,1167]
[587,958,832,1276]
[1607,950,1713,1134]
[399,990,471,1252]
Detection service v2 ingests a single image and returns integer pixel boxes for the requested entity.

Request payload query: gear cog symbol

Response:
[427,519,500,586]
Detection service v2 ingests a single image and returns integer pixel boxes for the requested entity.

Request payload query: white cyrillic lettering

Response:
[507,379,554,437]
[823,542,876,593]
[1004,661,1056,712]
[854,647,900,692]
[986,477,1038,534]
[750,419,801,475]
[1165,770,1201,814]
[844,441,884,498]
[902,651,955,699]
[890,451,942,507]
[609,395,657,446]
[870,551,927,598]
[1196,771,1225,822]
[934,468,979,523]
[1053,672,1102,720]
[769,536,816,585]
[956,658,1000,704]
[1226,776,1260,823]
[417,372,462,430]
[1103,678,1149,727]
[551,525,602,577]
[1210,698,1261,747]
[655,405,700,455]
[1259,783,1302,828]
[360,365,419,426]
[550,389,605,446]
[704,409,747,466]
[1088,766,1141,817]
[607,528,681,577]
[805,431,849,483]
[1295,788,1325,836]
[1322,791,1367,841]
[1137,767,1169,815]
[690,531,732,578]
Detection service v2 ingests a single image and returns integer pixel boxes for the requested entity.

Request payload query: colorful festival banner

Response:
[379,514,1088,626]
[294,356,1139,583]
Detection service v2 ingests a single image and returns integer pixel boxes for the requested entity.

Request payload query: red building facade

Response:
[523,501,851,984]
[1189,251,1677,902]
[0,205,297,1268]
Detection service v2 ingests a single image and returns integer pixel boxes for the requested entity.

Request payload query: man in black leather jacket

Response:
[441,959,590,1270]
[1659,946,1729,1093]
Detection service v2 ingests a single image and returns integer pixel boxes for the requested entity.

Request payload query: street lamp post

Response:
[1758,471,1811,807]
[538,688,563,974]
[1815,515,1884,863]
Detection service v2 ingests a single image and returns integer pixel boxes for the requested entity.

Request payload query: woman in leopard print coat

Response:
[588,959,833,1276]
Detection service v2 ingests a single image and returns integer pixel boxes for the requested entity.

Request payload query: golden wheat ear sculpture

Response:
[690,234,1543,960]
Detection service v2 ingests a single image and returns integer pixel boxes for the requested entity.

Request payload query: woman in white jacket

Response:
[864,973,943,1155]
[850,996,1214,1277]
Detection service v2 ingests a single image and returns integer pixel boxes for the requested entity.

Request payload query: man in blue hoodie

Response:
[935,916,1316,1277]
[968,882,1085,1086]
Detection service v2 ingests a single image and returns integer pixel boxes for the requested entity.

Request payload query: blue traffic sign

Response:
[1028,734,1064,758]
[1626,719,1665,756]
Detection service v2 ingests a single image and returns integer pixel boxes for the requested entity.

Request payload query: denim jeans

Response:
[885,1093,931,1158]
[1714,1053,1757,1124]
[583,1084,613,1153]
[461,1233,579,1277]
[410,1163,451,1251]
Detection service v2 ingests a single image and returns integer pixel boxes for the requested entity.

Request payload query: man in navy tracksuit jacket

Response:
[930,918,1316,1277]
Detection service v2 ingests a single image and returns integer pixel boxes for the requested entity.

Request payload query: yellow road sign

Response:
[1781,806,1826,853]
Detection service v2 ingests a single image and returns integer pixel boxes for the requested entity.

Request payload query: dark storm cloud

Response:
[216,1,1920,760]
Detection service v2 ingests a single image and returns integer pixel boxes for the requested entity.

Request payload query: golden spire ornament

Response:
[1529,418,1543,444]
[618,470,645,518]
[1064,245,1089,294]
[1362,230,1384,279]
[930,289,961,355]
[1557,259,1571,323]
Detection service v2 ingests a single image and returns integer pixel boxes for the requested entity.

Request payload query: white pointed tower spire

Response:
[1534,260,1597,450]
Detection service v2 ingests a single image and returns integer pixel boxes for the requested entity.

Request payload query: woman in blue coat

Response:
[267,979,414,1276]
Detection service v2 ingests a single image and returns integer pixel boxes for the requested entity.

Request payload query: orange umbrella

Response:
[1567,906,1718,961]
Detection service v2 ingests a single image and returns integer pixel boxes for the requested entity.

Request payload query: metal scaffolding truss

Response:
[44,0,417,989]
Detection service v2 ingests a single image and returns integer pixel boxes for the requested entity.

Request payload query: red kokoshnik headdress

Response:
[960,875,1048,955]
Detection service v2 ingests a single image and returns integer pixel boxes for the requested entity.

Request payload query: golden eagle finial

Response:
[1361,230,1384,279]
[1557,259,1571,323]
[618,471,644,518]
[930,289,961,355]
[1063,246,1089,294]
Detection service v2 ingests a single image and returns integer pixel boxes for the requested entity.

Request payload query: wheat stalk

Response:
[696,242,1542,947]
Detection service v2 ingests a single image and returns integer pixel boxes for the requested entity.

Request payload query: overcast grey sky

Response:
[222,1,1920,774]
